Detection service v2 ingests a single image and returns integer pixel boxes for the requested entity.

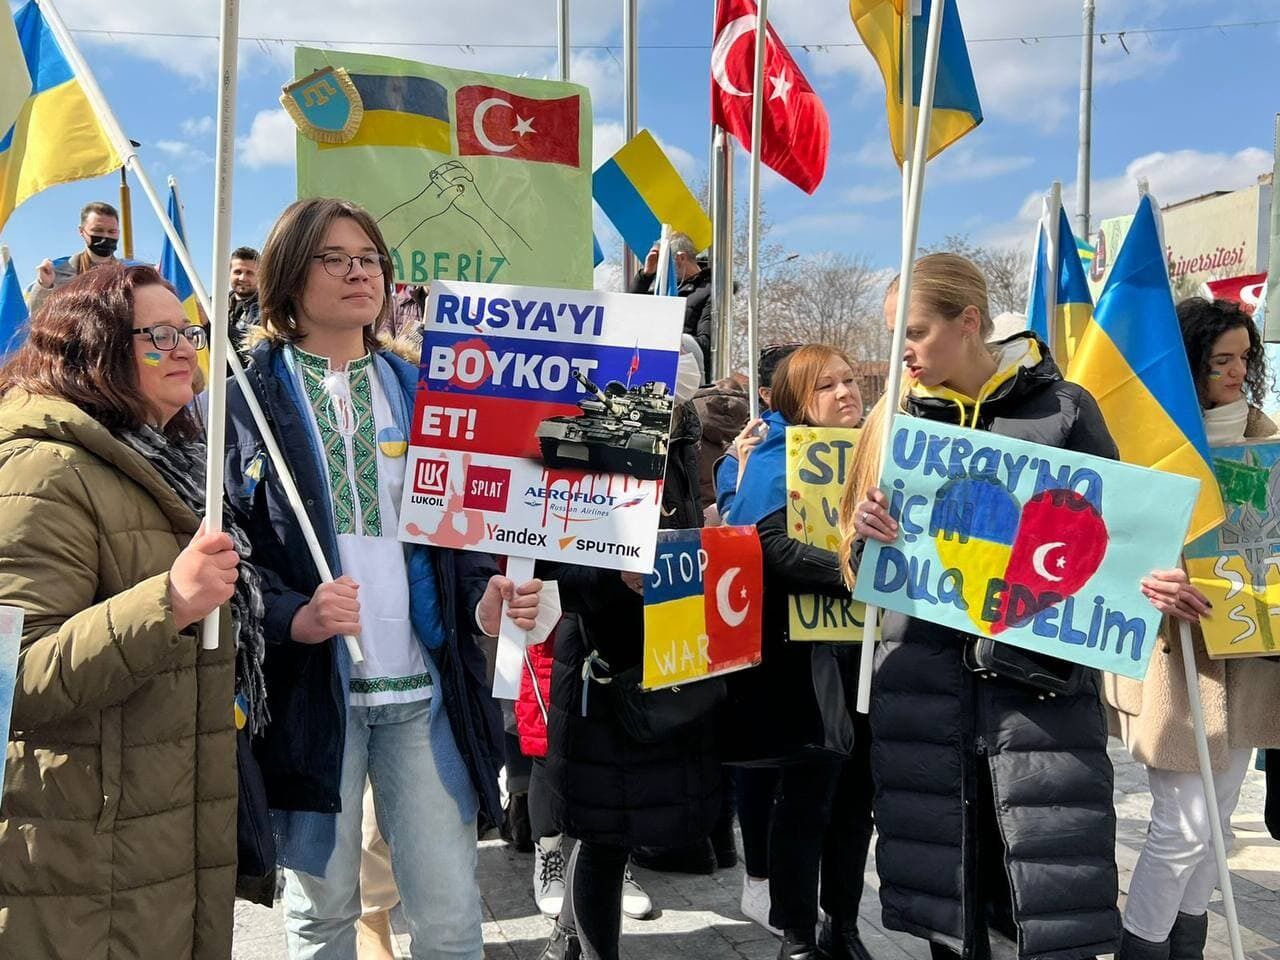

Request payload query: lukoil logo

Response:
[413,458,450,496]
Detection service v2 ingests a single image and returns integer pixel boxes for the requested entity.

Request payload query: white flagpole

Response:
[198,0,238,651]
[1177,618,1246,960]
[745,0,769,419]
[36,0,364,664]
[621,0,639,281]
[654,223,673,293]
[856,0,948,715]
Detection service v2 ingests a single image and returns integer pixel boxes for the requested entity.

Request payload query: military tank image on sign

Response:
[535,369,674,480]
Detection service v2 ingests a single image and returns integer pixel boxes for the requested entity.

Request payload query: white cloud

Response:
[982,145,1270,249]
[930,148,1034,184]
[768,1,1179,133]
[180,115,214,138]
[155,138,213,166]
[236,109,296,170]
[592,121,699,181]
[62,0,625,85]
[567,50,623,112]
[845,183,899,205]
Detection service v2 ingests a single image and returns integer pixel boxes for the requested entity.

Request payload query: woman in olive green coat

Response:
[0,264,242,960]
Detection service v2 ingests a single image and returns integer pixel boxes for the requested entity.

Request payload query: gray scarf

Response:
[118,425,269,734]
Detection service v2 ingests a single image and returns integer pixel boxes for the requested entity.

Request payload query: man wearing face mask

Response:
[27,202,124,314]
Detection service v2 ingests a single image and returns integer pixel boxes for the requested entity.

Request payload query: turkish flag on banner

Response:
[701,525,764,669]
[711,0,830,194]
[456,85,581,168]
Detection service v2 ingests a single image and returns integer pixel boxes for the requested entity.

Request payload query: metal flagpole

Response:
[36,0,364,663]
[745,0,769,419]
[901,0,915,234]
[856,0,949,715]
[557,0,570,81]
[1045,181,1062,361]
[1076,0,1095,239]
[621,0,639,281]
[711,127,734,382]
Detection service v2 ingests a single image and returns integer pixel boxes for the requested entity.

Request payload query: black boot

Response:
[500,792,533,853]
[778,929,824,960]
[1168,912,1208,960]
[537,923,582,960]
[710,803,739,869]
[818,916,873,960]
[1117,928,1170,960]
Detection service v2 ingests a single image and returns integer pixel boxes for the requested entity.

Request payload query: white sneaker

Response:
[740,874,781,937]
[620,864,653,920]
[533,835,566,918]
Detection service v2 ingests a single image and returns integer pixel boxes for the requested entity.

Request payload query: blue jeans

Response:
[282,699,482,960]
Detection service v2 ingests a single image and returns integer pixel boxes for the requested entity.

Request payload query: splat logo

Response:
[413,458,450,496]
[463,465,511,511]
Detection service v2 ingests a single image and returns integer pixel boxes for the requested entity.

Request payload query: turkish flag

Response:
[456,85,581,168]
[711,0,830,194]
[702,525,763,671]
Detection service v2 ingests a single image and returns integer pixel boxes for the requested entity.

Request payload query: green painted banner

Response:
[293,47,594,291]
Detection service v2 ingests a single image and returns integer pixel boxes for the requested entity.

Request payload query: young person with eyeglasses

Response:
[222,197,545,959]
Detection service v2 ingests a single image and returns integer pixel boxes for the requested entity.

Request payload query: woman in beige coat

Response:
[0,264,244,959]
[1107,296,1280,960]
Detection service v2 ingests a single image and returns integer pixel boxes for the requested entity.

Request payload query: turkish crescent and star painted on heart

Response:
[929,476,1110,635]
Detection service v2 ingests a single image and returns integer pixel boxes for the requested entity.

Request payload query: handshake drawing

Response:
[382,160,531,261]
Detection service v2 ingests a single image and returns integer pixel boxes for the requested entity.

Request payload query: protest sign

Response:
[643,526,763,690]
[288,48,593,290]
[852,417,1198,679]
[397,280,683,574]
[785,426,864,641]
[0,605,21,794]
[1185,440,1280,657]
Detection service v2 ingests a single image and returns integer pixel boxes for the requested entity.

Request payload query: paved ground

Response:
[233,741,1280,959]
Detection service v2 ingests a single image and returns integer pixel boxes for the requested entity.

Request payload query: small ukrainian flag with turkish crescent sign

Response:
[594,129,713,258]
[1069,193,1222,542]
[0,1,121,231]
[642,526,763,690]
[849,0,982,165]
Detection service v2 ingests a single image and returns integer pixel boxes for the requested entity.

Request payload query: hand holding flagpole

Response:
[855,0,949,715]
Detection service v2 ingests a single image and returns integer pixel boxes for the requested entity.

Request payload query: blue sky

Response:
[2,0,1276,292]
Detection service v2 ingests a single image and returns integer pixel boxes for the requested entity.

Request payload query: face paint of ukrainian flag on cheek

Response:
[378,426,407,458]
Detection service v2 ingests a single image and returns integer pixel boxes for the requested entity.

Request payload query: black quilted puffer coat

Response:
[863,334,1123,959]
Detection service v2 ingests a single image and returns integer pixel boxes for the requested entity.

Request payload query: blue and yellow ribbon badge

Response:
[234,692,249,731]
[378,426,408,459]
[280,66,364,144]
[244,451,267,497]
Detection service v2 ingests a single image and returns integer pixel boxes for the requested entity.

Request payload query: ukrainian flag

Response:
[320,74,451,153]
[593,130,712,259]
[158,183,208,380]
[849,0,982,165]
[643,533,710,688]
[1069,194,1222,542]
[0,11,31,136]
[1027,204,1093,369]
[0,248,29,358]
[0,1,120,231]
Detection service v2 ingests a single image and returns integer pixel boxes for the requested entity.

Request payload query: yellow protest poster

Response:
[785,426,864,642]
